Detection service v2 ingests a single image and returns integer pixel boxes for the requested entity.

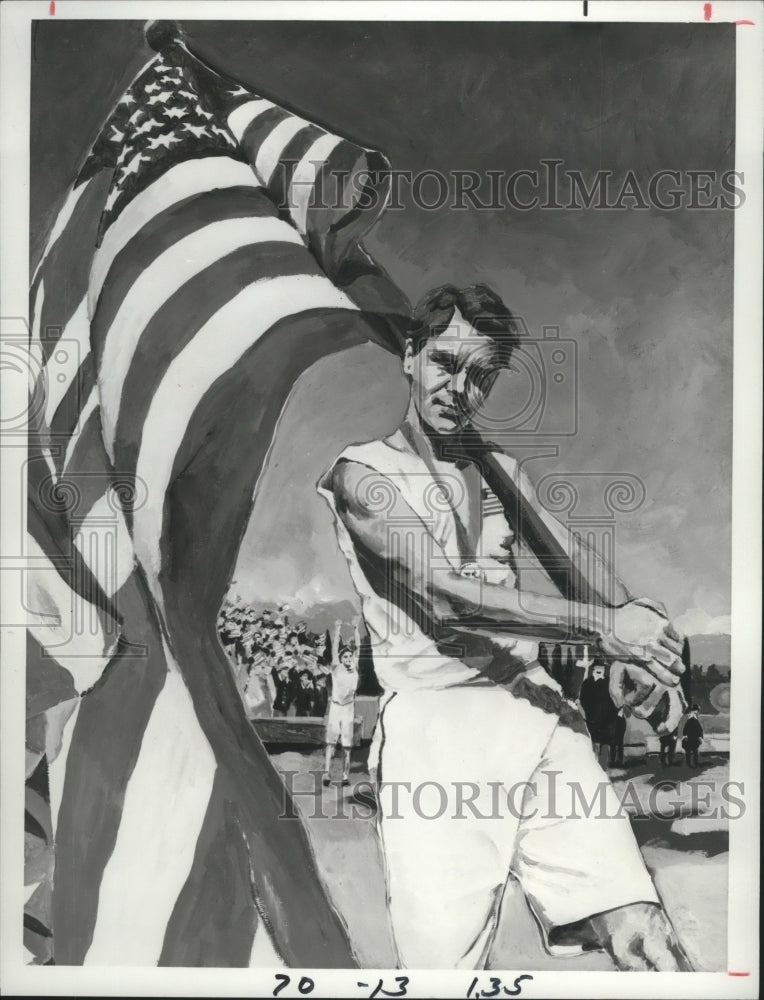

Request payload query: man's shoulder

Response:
[318,436,392,495]
[326,457,380,517]
[321,433,412,513]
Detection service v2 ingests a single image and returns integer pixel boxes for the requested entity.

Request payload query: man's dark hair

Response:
[406,284,521,365]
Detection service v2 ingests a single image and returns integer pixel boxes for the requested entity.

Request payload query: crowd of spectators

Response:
[216,597,346,719]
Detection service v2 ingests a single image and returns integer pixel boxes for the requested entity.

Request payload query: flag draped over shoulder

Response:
[26,20,410,968]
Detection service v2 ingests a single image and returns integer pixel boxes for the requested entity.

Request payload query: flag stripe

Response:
[29,280,47,427]
[291,132,344,236]
[31,178,93,286]
[132,274,358,597]
[27,286,59,485]
[254,115,311,185]
[249,923,284,968]
[238,106,295,160]
[227,98,276,142]
[51,576,169,964]
[158,771,260,967]
[91,185,277,361]
[113,240,326,485]
[43,298,90,426]
[62,388,98,471]
[56,407,116,524]
[25,532,118,694]
[49,353,96,455]
[306,142,383,275]
[48,699,81,841]
[26,632,77,719]
[73,492,135,598]
[37,173,114,361]
[161,306,374,617]
[268,122,325,213]
[26,483,116,623]
[84,653,217,966]
[88,156,259,316]
[155,312,370,963]
[97,220,305,457]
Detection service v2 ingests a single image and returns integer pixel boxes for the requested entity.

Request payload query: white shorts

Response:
[377,676,659,969]
[325,700,355,747]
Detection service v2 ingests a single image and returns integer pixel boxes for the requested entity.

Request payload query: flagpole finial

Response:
[145,19,180,52]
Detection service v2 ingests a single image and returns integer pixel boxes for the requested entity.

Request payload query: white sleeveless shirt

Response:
[317,431,539,693]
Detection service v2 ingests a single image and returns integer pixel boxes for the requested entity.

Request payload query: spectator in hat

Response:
[681,705,703,768]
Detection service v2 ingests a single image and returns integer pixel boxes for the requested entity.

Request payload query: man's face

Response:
[403,308,503,435]
[593,666,606,681]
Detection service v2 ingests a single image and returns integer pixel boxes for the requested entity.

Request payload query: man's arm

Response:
[331,460,683,678]
[331,620,343,669]
[489,454,683,663]
[352,616,362,667]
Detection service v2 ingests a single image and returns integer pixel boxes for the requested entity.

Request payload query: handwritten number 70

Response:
[273,973,315,996]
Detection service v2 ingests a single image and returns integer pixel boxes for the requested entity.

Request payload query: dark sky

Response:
[31,20,735,632]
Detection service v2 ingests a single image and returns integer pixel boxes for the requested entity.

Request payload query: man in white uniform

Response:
[321,619,360,786]
[318,284,691,970]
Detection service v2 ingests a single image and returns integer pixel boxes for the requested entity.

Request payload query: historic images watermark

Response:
[279,161,746,213]
[279,770,746,823]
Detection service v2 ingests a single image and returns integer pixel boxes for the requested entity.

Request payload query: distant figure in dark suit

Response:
[609,706,627,767]
[682,706,703,768]
[579,663,617,754]
[292,670,316,717]
[659,728,679,767]
[312,672,329,718]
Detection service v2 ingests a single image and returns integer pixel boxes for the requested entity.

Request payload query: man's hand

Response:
[588,902,693,970]
[609,662,686,732]
[601,599,685,685]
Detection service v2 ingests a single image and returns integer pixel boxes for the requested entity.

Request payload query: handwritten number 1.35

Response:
[466,974,535,998]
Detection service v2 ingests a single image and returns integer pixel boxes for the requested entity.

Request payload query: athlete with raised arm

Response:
[321,618,361,786]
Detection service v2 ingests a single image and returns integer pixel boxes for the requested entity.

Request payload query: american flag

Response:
[25,21,409,967]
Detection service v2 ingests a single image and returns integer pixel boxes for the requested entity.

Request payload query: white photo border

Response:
[1,1,760,997]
